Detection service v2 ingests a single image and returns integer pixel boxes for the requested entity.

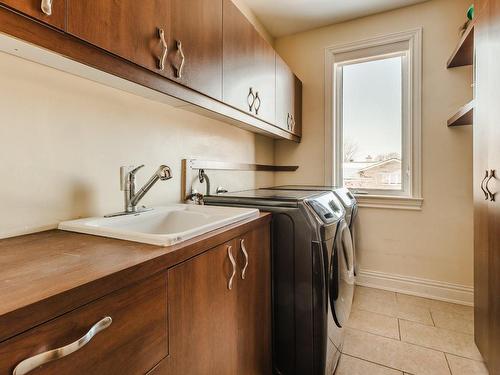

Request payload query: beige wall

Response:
[0,51,275,238]
[274,0,474,288]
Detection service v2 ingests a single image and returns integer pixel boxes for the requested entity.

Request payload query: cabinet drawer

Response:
[0,274,168,375]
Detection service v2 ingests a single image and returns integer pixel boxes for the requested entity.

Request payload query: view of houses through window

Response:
[341,55,403,192]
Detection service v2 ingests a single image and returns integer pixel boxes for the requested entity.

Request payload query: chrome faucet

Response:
[106,165,172,217]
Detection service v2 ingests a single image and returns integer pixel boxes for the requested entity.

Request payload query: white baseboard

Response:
[356,269,474,306]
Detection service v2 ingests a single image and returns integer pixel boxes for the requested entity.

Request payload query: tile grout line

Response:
[444,352,454,375]
[429,310,436,327]
[342,353,408,374]
[344,327,481,361]
[398,318,401,340]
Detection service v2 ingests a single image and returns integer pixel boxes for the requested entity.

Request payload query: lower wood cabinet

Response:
[0,221,271,375]
[0,274,168,375]
[166,225,272,375]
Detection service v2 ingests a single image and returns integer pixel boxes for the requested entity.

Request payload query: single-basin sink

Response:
[58,205,259,246]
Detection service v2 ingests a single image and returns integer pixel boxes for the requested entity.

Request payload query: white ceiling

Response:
[243,0,430,38]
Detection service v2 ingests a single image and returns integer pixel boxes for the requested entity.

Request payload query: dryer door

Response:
[328,221,355,327]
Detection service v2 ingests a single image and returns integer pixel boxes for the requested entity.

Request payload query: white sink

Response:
[58,205,259,246]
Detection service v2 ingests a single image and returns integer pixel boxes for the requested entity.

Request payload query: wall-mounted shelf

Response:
[181,159,299,201]
[447,100,474,127]
[447,20,475,68]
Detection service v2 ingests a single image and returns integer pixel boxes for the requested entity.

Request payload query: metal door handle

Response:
[227,245,236,290]
[286,113,292,130]
[247,88,255,112]
[254,92,261,115]
[480,170,489,200]
[157,28,168,71]
[240,239,249,280]
[41,0,53,16]
[174,40,185,78]
[486,169,496,202]
[13,317,112,375]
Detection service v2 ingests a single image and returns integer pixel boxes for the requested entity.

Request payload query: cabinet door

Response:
[170,0,222,100]
[167,241,239,375]
[473,1,491,362]
[67,0,171,76]
[235,226,272,375]
[276,54,302,136]
[223,0,276,124]
[0,0,66,29]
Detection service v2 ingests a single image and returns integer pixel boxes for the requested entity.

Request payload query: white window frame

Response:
[324,29,423,210]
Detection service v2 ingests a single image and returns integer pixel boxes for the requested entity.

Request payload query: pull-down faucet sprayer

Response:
[105,164,173,217]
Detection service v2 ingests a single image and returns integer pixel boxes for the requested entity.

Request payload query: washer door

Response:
[329,221,355,327]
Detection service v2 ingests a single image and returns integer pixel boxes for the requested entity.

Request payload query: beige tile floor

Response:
[336,286,489,375]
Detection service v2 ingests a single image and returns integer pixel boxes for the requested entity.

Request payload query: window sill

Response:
[354,194,423,211]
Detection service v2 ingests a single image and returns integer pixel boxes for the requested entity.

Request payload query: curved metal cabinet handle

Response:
[254,92,261,115]
[157,28,168,71]
[486,169,496,202]
[13,317,112,375]
[227,245,236,290]
[286,113,292,130]
[41,0,53,16]
[174,40,185,78]
[480,170,489,200]
[247,88,255,112]
[240,239,249,280]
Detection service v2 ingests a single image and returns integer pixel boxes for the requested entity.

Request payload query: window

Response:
[325,29,422,209]
[341,55,404,194]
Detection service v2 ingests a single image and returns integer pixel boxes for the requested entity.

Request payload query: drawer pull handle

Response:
[41,0,53,15]
[247,87,255,112]
[227,245,236,290]
[254,92,261,115]
[174,40,185,78]
[158,28,168,71]
[240,239,249,280]
[13,317,112,375]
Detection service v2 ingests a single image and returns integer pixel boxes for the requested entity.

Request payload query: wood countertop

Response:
[0,212,271,342]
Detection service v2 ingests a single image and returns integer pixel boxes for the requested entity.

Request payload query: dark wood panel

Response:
[67,0,171,75]
[235,226,272,375]
[0,208,271,342]
[0,274,168,375]
[170,0,222,99]
[223,0,276,124]
[474,0,490,364]
[486,1,500,372]
[293,74,303,137]
[166,241,239,374]
[0,0,66,29]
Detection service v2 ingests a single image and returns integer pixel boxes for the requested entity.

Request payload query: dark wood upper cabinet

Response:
[223,0,276,124]
[167,241,239,374]
[0,0,66,29]
[170,0,223,100]
[276,54,302,136]
[0,0,302,141]
[66,0,172,76]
